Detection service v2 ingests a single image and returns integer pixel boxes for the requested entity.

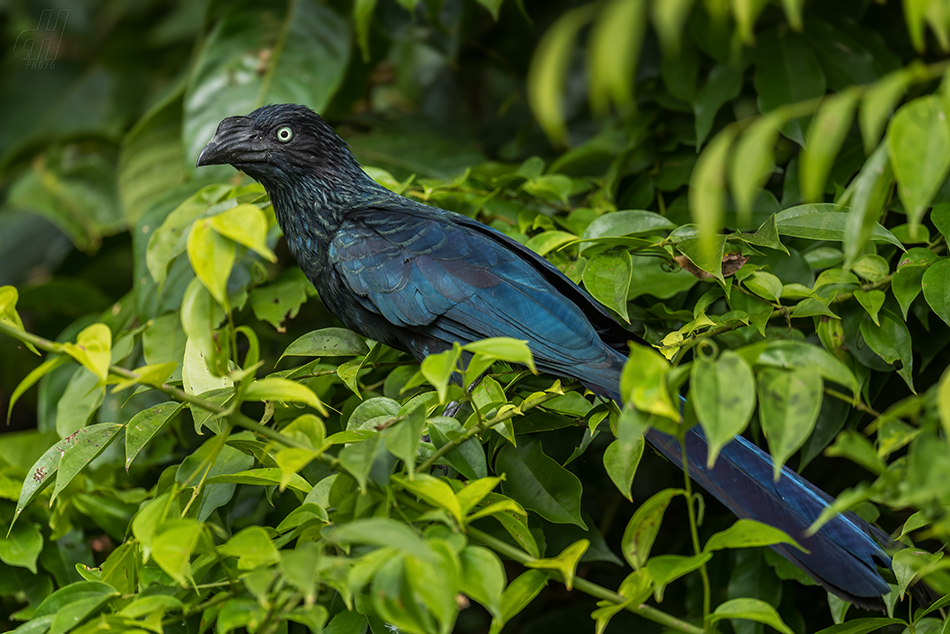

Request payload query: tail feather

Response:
[645,426,893,609]
[596,383,908,609]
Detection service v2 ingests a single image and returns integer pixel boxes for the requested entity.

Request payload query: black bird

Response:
[198,103,905,608]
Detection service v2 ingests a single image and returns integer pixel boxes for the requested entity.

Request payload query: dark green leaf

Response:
[692,351,757,467]
[497,438,587,528]
[758,368,823,478]
[887,96,950,233]
[621,488,684,570]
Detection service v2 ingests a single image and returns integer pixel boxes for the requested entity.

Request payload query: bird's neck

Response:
[265,165,394,278]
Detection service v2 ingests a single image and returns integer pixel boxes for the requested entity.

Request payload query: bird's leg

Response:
[440,369,488,418]
[424,371,489,477]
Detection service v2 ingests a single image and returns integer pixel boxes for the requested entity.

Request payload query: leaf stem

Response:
[468,527,704,634]
[679,440,712,629]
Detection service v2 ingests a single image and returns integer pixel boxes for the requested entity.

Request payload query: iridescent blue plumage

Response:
[197,103,917,609]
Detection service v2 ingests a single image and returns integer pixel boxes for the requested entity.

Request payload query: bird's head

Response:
[196,104,363,190]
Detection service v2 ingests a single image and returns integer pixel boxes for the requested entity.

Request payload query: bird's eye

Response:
[276,126,293,143]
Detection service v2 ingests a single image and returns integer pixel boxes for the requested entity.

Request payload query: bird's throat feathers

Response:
[264,157,392,240]
[264,155,395,278]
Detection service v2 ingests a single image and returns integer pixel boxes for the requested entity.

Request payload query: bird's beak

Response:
[196,116,265,168]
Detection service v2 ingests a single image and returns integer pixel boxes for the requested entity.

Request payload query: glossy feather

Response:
[196,103,918,609]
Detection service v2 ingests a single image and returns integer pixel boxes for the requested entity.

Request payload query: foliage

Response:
[3,1,950,633]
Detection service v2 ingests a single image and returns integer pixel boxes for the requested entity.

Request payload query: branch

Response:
[467,527,705,634]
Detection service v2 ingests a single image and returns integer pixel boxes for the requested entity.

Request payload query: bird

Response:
[197,103,909,609]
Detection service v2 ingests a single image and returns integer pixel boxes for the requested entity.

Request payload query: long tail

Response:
[591,381,907,609]
[645,425,895,609]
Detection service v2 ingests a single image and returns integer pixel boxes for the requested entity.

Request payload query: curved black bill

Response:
[196,115,262,168]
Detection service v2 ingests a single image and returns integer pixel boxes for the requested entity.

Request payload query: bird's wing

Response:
[328,207,625,380]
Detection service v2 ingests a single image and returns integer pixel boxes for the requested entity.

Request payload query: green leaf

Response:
[353,0,377,61]
[111,361,177,392]
[776,204,902,248]
[205,468,313,493]
[888,96,950,233]
[497,438,587,528]
[125,401,184,469]
[427,417,488,480]
[588,0,647,115]
[922,258,950,327]
[29,581,118,627]
[710,598,795,634]
[584,251,633,321]
[457,476,504,516]
[621,488,684,570]
[332,518,430,560]
[527,6,595,144]
[939,367,950,440]
[860,311,915,392]
[281,327,369,359]
[645,552,712,601]
[49,423,124,506]
[731,2,767,42]
[604,407,646,501]
[731,116,780,226]
[183,1,351,166]
[181,280,229,378]
[813,619,906,634]
[187,216,235,306]
[525,539,589,590]
[62,323,112,383]
[337,432,383,491]
[825,430,886,475]
[843,142,894,269]
[754,28,826,145]
[145,185,231,286]
[219,526,280,570]
[348,397,401,432]
[695,62,744,148]
[851,253,890,283]
[743,270,783,303]
[393,473,463,525]
[383,406,426,476]
[620,344,678,420]
[524,230,577,256]
[55,367,105,438]
[280,545,321,605]
[689,129,734,258]
[421,346,460,403]
[650,0,695,53]
[801,91,858,201]
[250,270,311,330]
[7,355,69,422]
[152,519,204,586]
[274,448,319,491]
[758,367,823,479]
[691,351,756,467]
[118,594,185,619]
[209,203,277,262]
[853,289,885,326]
[244,377,327,416]
[703,518,803,553]
[860,69,910,153]
[581,210,675,241]
[463,338,537,374]
[489,570,548,634]
[460,545,505,619]
[0,523,43,573]
[118,91,187,225]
